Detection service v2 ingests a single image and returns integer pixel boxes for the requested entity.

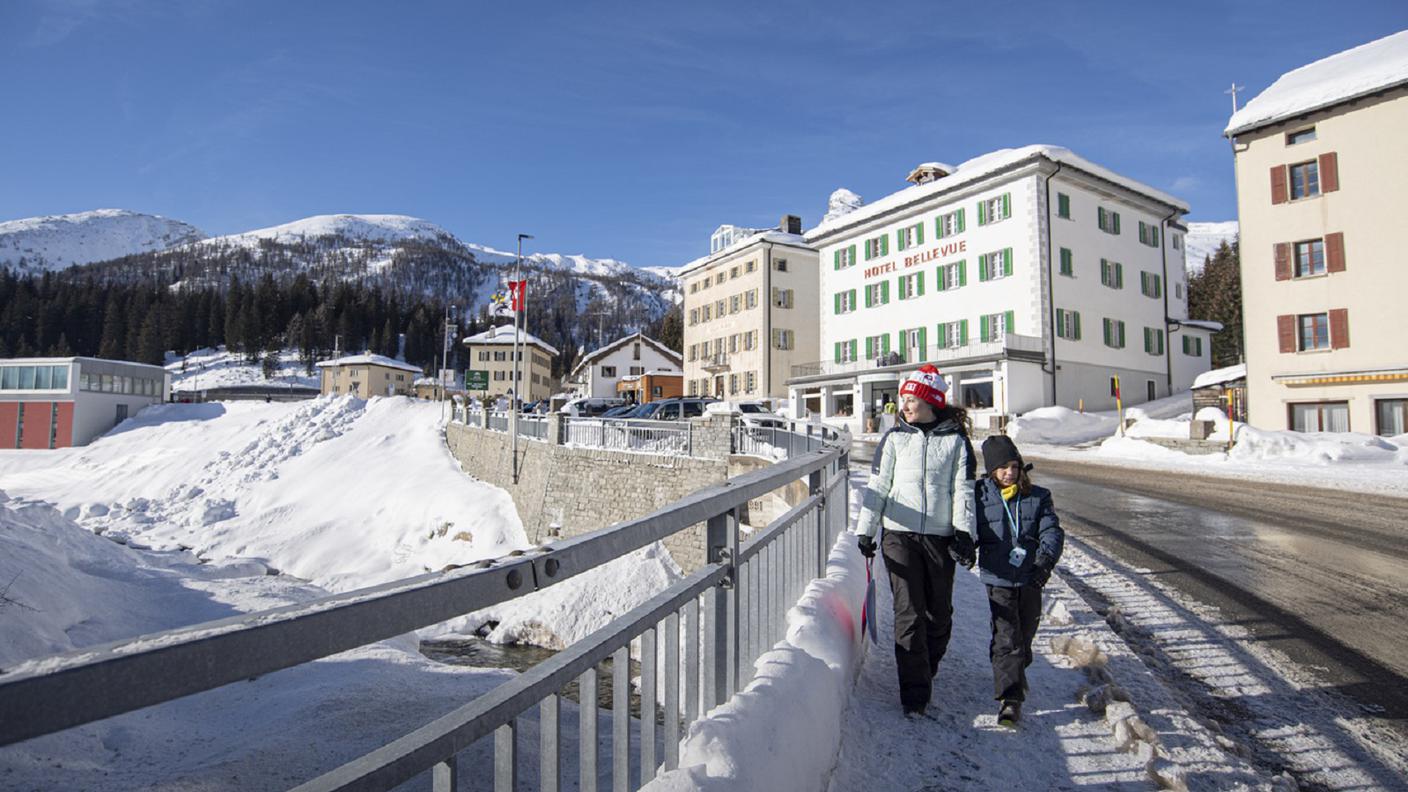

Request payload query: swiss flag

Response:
[508,280,526,312]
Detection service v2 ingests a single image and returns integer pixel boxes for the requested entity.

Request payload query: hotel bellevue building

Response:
[790,147,1216,434]
[680,217,819,403]
[1226,30,1408,435]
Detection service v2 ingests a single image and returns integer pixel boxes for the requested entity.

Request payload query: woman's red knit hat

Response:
[899,364,948,410]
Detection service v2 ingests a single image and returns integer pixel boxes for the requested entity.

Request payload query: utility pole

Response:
[1225,82,1244,114]
[510,233,533,484]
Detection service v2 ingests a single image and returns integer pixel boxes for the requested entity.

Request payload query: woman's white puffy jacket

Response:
[856,416,976,539]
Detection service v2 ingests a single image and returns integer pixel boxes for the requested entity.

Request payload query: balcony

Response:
[789,333,1045,380]
[700,352,731,373]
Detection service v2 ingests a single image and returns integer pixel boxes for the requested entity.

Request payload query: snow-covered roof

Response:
[461,323,561,356]
[677,230,813,277]
[1191,363,1246,390]
[314,353,422,373]
[566,332,683,380]
[1226,30,1408,136]
[806,145,1188,241]
[1179,319,1224,333]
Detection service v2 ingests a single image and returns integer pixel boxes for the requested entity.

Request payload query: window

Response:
[834,289,858,314]
[703,276,711,288]
[864,333,890,360]
[834,339,859,363]
[935,209,965,238]
[716,299,726,315]
[772,288,794,308]
[1182,335,1203,356]
[864,234,889,260]
[774,258,788,272]
[729,334,739,353]
[747,330,758,350]
[863,281,890,307]
[1171,234,1182,250]
[896,222,924,251]
[600,366,617,377]
[690,283,699,294]
[978,248,1012,281]
[771,329,795,350]
[898,272,924,299]
[1294,239,1325,277]
[1143,327,1165,356]
[936,320,968,348]
[702,305,712,321]
[1175,282,1183,299]
[1102,318,1127,349]
[1287,127,1317,145]
[1289,160,1320,199]
[1055,308,1081,340]
[1100,259,1124,289]
[1097,206,1121,234]
[746,371,757,392]
[1147,381,1158,401]
[1058,248,1074,277]
[688,344,697,362]
[493,371,505,381]
[937,260,966,290]
[1290,401,1348,432]
[629,366,644,376]
[494,350,507,361]
[729,374,739,395]
[746,289,758,309]
[1140,271,1162,298]
[1298,313,1330,351]
[633,343,641,360]
[980,311,1014,342]
[899,327,927,362]
[834,244,857,270]
[1056,192,1071,219]
[478,350,489,361]
[745,260,757,273]
[1376,398,1408,436]
[730,294,741,313]
[978,193,1011,225]
[730,266,739,279]
[1138,221,1160,247]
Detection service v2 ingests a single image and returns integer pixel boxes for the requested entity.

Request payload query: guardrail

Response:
[0,425,850,792]
[562,417,694,456]
[517,415,549,442]
[731,421,839,459]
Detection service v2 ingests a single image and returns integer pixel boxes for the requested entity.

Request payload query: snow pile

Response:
[822,188,863,224]
[643,531,867,792]
[1191,362,1246,390]
[202,213,456,249]
[1226,29,1408,135]
[1184,221,1238,274]
[167,346,318,391]
[1009,405,1117,445]
[1228,424,1408,466]
[0,208,206,272]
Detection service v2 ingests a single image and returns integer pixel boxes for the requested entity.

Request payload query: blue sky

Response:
[2,0,1405,268]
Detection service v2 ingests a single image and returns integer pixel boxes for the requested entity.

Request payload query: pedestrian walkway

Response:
[826,471,1265,791]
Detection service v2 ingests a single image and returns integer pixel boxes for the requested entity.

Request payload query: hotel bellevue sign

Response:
[862,239,967,280]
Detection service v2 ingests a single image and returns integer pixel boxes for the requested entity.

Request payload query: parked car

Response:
[599,404,637,418]
[560,396,627,417]
[649,397,718,420]
[718,400,787,429]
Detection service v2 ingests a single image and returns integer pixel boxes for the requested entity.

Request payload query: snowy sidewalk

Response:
[826,473,1269,791]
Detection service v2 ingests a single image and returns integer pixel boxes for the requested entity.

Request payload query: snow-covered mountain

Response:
[1184,221,1239,274]
[200,213,457,249]
[0,209,206,273]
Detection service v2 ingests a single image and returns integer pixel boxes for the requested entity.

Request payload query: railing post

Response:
[705,509,738,706]
[495,721,518,791]
[810,468,825,578]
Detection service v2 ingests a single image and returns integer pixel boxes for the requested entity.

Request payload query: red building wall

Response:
[54,402,74,447]
[0,403,16,448]
[20,401,52,449]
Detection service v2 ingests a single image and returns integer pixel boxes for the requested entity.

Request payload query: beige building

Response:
[316,353,420,398]
[680,216,819,402]
[463,323,559,402]
[1227,30,1408,435]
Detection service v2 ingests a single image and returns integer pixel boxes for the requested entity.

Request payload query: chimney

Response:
[780,214,802,235]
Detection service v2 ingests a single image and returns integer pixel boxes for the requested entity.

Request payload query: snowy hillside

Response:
[1184,221,1238,274]
[200,213,458,249]
[0,209,206,272]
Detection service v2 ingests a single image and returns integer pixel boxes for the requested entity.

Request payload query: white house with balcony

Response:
[565,331,683,400]
[790,146,1217,434]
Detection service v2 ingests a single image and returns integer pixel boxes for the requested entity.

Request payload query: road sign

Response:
[466,370,490,390]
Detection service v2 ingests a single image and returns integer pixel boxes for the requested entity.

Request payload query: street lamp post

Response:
[510,233,533,484]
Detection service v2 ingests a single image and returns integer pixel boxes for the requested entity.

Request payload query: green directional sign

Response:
[466,370,490,390]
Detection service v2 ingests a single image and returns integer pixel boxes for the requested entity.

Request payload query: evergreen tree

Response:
[97,296,127,359]
[1187,240,1244,368]
[137,312,165,365]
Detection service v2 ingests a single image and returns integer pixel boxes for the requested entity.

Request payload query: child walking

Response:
[974,435,1064,727]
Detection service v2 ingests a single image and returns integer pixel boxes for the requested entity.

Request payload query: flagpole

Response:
[511,233,533,485]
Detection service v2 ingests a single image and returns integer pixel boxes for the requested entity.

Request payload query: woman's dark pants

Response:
[881,531,956,711]
[987,582,1042,702]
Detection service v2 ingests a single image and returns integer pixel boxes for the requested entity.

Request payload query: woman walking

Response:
[974,435,1064,726]
[855,364,977,718]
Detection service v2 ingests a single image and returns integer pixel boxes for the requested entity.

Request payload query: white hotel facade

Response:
[790,146,1217,433]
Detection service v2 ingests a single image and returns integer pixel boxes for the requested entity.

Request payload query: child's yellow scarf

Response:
[1001,483,1019,501]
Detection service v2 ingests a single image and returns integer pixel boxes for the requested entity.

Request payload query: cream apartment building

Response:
[680,216,819,402]
[1227,30,1408,435]
[463,323,559,402]
[317,353,420,398]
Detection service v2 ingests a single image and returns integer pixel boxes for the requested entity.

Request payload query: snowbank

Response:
[1008,405,1116,445]
[167,346,318,391]
[642,532,867,791]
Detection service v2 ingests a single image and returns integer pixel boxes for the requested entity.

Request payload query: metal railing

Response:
[488,412,510,433]
[790,333,1046,379]
[731,421,840,459]
[562,417,694,456]
[0,426,850,792]
[516,415,549,441]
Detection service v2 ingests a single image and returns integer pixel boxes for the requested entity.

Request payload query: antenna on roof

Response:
[1225,82,1245,113]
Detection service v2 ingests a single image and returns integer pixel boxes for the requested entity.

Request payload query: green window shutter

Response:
[850,340,858,359]
[956,208,965,232]
[1156,276,1162,298]
[881,236,889,256]
[978,255,990,282]
[849,244,857,265]
[1056,308,1065,337]
[834,293,841,314]
[980,314,991,342]
[833,250,841,270]
[1060,247,1072,275]
[1074,311,1081,340]
[1114,213,1122,234]
[896,230,906,251]
[917,327,927,360]
[1098,207,1106,230]
[881,333,891,355]
[915,223,924,246]
[1001,193,1011,218]
[1103,318,1111,346]
[934,217,944,239]
[849,289,857,310]
[881,280,890,303]
[1099,258,1107,286]
[865,337,874,359]
[958,260,967,287]
[959,319,969,345]
[834,342,842,362]
[1118,322,1126,347]
[977,201,987,226]
[1116,262,1124,288]
[864,286,873,308]
[1144,327,1151,353]
[916,271,925,296]
[1003,248,1013,277]
[1004,310,1014,336]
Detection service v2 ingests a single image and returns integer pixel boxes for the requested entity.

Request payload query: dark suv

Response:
[643,397,716,420]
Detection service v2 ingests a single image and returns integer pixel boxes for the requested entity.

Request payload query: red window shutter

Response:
[1274,242,1291,280]
[1319,152,1339,193]
[1330,308,1349,349]
[1326,232,1346,272]
[1277,314,1296,353]
[1270,165,1288,204]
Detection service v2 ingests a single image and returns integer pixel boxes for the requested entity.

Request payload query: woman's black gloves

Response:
[857,534,877,559]
[949,532,976,569]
